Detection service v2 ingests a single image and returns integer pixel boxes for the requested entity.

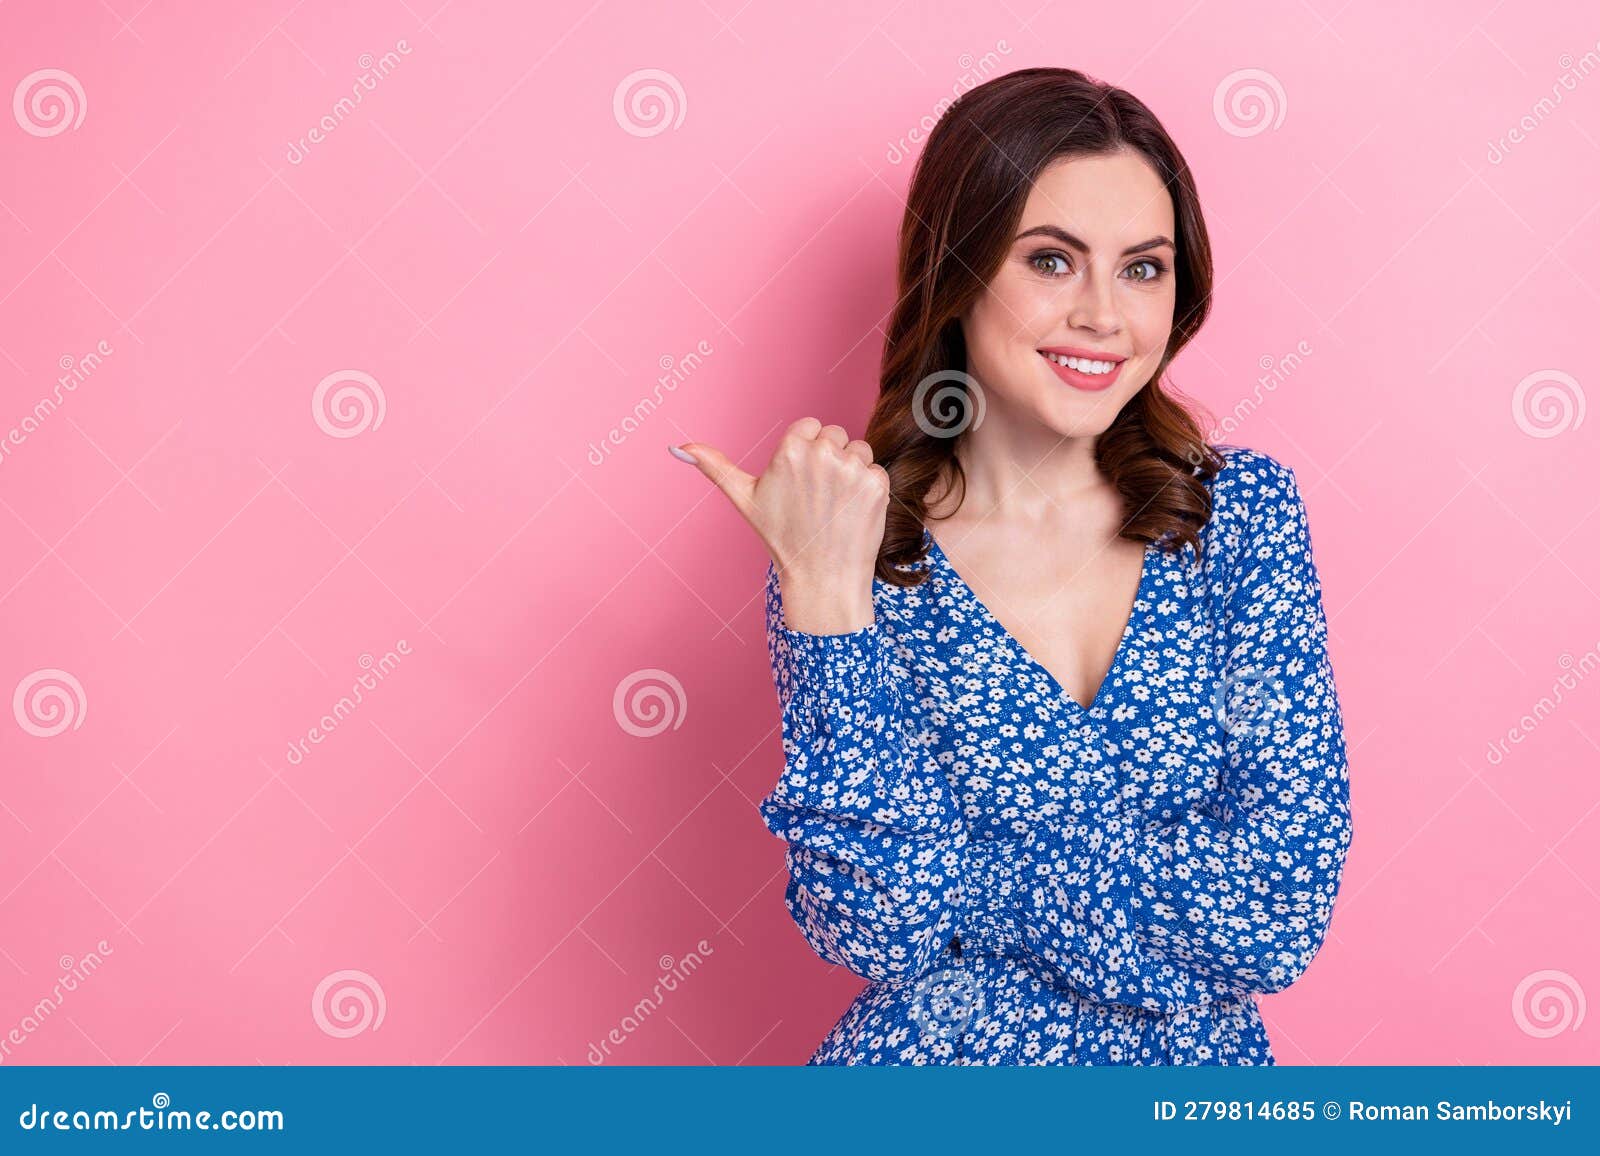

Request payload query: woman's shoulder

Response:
[1196,443,1311,580]
[1206,442,1296,494]
[1203,442,1302,525]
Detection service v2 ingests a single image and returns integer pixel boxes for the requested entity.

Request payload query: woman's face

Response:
[960,149,1177,437]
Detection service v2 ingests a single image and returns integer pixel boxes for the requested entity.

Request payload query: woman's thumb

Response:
[669,442,756,517]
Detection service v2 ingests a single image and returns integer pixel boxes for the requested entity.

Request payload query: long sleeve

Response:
[1015,461,1354,1013]
[756,560,968,983]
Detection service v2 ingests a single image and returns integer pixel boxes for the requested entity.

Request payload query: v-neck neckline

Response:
[921,525,1157,719]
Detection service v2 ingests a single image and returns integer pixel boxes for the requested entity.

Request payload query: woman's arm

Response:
[756,560,969,983]
[1016,459,1354,1013]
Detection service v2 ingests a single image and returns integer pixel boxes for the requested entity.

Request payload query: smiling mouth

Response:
[1038,350,1123,391]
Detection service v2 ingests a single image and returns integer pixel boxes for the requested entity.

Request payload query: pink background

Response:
[1,0,1596,1066]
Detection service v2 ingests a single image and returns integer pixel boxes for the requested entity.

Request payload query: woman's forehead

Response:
[1018,153,1174,238]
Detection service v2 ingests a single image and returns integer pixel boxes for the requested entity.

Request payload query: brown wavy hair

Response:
[868,66,1226,587]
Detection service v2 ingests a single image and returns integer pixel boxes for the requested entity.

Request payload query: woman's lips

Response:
[1039,350,1122,391]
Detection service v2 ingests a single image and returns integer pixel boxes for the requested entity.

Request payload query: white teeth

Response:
[1043,352,1116,374]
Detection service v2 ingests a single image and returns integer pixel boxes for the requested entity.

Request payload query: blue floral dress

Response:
[757,445,1352,1065]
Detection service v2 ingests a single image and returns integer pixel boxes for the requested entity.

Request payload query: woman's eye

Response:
[1030,252,1166,281]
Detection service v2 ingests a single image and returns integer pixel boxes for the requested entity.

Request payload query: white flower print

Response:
[757,446,1352,1065]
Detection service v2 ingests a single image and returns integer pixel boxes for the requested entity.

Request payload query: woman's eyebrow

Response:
[1015,224,1174,256]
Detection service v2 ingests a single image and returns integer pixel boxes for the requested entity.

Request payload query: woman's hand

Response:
[673,418,889,634]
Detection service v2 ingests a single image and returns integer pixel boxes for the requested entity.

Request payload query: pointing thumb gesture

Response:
[671,440,758,525]
[669,419,890,635]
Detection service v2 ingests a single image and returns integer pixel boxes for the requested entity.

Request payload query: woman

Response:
[670,67,1352,1065]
